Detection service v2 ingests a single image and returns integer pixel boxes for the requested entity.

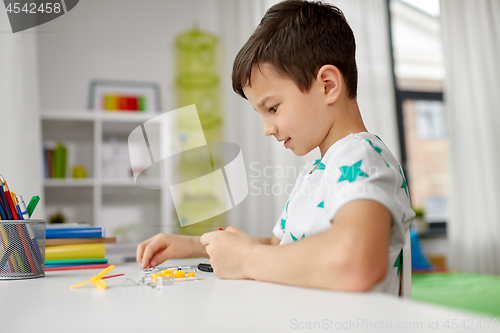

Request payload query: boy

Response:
[137,0,414,294]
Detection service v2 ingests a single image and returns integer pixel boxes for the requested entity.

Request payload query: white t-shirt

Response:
[272,132,415,295]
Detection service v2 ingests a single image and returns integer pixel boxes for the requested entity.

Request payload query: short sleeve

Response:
[321,138,414,248]
[272,203,287,240]
[272,161,313,240]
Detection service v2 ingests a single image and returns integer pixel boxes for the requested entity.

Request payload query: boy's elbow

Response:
[350,261,388,292]
[327,253,388,292]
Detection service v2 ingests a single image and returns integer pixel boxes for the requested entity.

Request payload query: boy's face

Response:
[243,63,335,156]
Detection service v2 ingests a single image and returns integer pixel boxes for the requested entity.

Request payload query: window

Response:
[388,0,449,231]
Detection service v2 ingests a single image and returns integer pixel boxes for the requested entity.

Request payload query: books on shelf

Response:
[44,148,53,178]
[53,143,67,178]
[43,142,67,179]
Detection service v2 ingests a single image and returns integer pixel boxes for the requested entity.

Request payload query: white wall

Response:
[0,8,45,220]
[37,0,221,112]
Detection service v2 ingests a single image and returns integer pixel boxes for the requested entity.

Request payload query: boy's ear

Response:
[317,65,342,104]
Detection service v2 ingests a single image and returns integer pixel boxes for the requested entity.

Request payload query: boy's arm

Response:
[256,236,281,246]
[246,199,393,292]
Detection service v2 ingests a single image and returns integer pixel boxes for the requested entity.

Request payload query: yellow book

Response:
[45,243,105,260]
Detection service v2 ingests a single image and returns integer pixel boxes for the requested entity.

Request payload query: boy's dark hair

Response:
[232,0,357,100]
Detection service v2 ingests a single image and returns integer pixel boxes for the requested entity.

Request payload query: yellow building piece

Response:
[174,271,185,278]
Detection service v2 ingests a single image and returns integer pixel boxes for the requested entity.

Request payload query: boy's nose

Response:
[263,120,277,137]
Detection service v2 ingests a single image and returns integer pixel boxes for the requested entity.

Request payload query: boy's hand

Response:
[136,233,200,269]
[200,226,259,279]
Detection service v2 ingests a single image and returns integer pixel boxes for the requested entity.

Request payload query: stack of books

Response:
[45,224,116,271]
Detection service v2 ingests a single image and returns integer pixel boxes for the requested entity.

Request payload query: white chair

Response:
[399,228,412,298]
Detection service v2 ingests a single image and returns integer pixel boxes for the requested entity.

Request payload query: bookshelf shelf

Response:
[100,178,162,187]
[41,112,95,121]
[41,109,175,255]
[44,179,95,187]
[41,112,156,123]
[101,113,155,123]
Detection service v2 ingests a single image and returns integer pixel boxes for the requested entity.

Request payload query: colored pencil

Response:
[27,196,40,217]
[0,226,15,272]
[3,185,19,220]
[0,197,7,220]
[0,185,13,220]
[14,223,38,273]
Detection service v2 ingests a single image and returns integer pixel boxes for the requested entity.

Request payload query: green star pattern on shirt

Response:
[375,134,383,142]
[366,139,382,154]
[399,166,409,197]
[290,232,305,242]
[366,139,389,167]
[338,160,369,183]
[393,214,407,276]
[312,159,326,171]
[316,162,326,170]
[394,249,402,276]
[317,201,324,208]
[281,200,291,230]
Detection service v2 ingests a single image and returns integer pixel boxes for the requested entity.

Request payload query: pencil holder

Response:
[0,220,46,280]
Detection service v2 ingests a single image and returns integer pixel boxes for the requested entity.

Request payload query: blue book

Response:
[46,227,105,239]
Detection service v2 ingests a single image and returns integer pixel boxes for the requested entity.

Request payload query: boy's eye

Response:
[268,105,278,113]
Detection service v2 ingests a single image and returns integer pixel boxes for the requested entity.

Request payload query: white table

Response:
[1,258,497,333]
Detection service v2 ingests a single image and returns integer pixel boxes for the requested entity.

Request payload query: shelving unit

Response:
[41,111,176,254]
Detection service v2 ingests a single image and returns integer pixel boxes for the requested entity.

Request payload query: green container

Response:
[177,72,220,116]
[174,27,225,235]
[175,28,218,75]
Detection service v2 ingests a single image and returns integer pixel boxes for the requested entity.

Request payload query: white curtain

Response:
[219,0,399,237]
[440,0,500,274]
[0,12,45,219]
